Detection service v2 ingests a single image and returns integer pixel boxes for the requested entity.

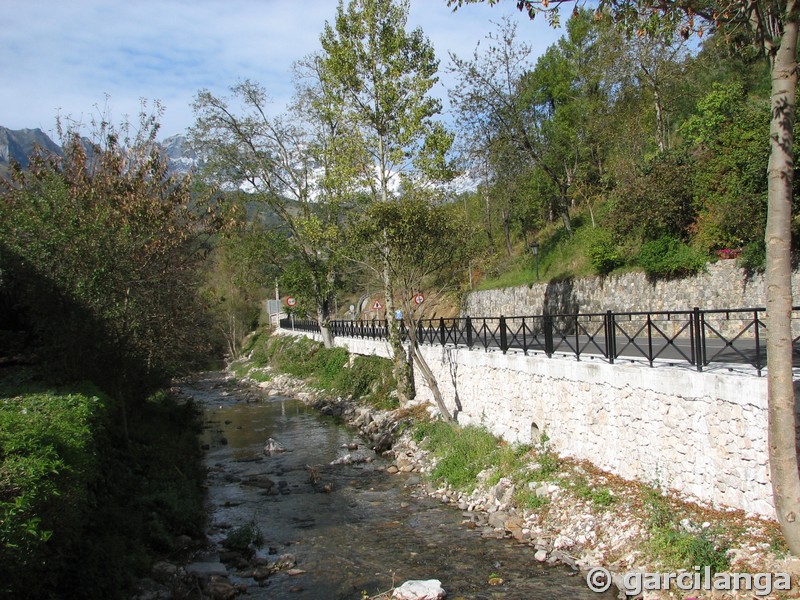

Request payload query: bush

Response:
[638,236,707,278]
[585,227,623,275]
[0,387,104,597]
[0,375,206,599]
[738,239,766,272]
[251,334,397,408]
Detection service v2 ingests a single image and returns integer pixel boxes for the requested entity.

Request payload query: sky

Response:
[0,0,566,141]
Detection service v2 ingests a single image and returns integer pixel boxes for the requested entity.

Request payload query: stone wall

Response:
[464,260,800,317]
[279,328,776,518]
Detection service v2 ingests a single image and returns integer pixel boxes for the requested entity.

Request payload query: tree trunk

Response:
[411,346,454,421]
[502,208,513,257]
[766,10,800,556]
[560,184,572,233]
[383,255,414,404]
[654,86,667,153]
[317,296,334,349]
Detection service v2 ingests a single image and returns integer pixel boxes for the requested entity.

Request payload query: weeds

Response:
[241,333,398,410]
[643,484,730,574]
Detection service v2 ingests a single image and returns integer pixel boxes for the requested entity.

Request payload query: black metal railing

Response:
[279,306,800,376]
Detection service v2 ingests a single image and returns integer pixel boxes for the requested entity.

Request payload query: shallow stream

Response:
[188,372,615,600]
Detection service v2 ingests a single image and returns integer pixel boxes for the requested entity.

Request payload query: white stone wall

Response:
[282,328,775,519]
[410,345,773,517]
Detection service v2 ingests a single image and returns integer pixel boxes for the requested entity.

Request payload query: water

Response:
[188,373,615,600]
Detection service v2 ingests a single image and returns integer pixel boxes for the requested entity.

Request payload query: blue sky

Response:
[0,0,564,140]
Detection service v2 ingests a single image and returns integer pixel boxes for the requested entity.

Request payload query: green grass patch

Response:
[643,485,730,574]
[245,333,398,409]
[412,422,556,501]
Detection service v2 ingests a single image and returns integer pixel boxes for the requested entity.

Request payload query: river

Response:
[187,372,616,600]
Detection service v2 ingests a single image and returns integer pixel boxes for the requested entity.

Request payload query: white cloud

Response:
[0,0,564,139]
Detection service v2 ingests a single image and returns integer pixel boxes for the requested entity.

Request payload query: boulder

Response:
[392,579,446,600]
[264,437,287,455]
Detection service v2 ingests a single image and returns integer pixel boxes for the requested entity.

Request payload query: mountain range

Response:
[0,126,199,179]
[0,126,478,195]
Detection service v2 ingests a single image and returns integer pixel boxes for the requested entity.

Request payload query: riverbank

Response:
[235,333,800,600]
[151,369,612,600]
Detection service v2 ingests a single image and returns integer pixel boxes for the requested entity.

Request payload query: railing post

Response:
[544,313,554,357]
[521,317,528,355]
[499,315,508,354]
[439,318,446,346]
[605,310,615,364]
[692,307,704,372]
[754,309,762,376]
[466,316,473,349]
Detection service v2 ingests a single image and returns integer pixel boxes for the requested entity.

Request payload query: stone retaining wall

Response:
[280,329,776,518]
[464,260,800,321]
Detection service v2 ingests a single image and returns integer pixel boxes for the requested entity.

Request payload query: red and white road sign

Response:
[373,300,383,310]
[414,293,425,305]
[286,297,297,307]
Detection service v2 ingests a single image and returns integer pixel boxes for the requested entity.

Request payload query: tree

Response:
[449,0,800,555]
[318,0,454,403]
[351,194,474,420]
[0,106,222,433]
[448,16,580,235]
[190,80,348,348]
[204,217,286,358]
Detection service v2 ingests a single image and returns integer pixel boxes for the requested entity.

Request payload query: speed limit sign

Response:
[286,297,297,307]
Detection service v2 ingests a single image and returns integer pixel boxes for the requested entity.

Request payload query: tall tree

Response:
[449,17,576,234]
[190,80,348,348]
[318,0,454,403]
[448,0,800,555]
[351,193,474,420]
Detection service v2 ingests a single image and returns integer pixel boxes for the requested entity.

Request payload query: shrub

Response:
[585,227,623,275]
[738,239,766,272]
[638,236,707,278]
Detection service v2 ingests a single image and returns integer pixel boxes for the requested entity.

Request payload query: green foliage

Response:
[514,488,550,509]
[638,236,707,278]
[0,109,222,396]
[248,334,398,409]
[223,522,264,555]
[585,227,623,275]
[608,151,697,243]
[569,476,616,508]
[416,423,499,490]
[0,376,205,599]
[643,484,730,573]
[739,239,766,272]
[0,389,102,596]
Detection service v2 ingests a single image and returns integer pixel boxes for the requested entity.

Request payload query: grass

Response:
[642,484,731,574]
[242,333,398,410]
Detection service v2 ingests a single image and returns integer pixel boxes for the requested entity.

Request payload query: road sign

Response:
[373,300,383,310]
[286,297,297,307]
[414,293,425,305]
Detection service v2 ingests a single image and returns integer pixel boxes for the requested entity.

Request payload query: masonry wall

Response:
[279,328,775,518]
[464,260,800,318]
